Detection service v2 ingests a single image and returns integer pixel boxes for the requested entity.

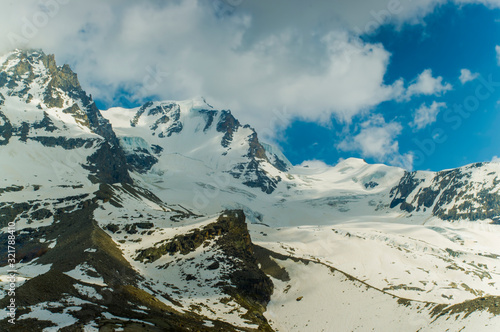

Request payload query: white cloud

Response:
[337,115,413,169]
[405,69,452,98]
[0,0,494,136]
[299,160,330,169]
[496,45,500,65]
[411,101,447,130]
[0,0,410,134]
[459,68,479,84]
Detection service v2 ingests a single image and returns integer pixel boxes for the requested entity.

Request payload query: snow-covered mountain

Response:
[0,49,130,188]
[103,99,289,194]
[1,49,500,331]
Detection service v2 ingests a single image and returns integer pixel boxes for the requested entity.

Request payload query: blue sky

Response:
[278,3,500,171]
[3,0,500,171]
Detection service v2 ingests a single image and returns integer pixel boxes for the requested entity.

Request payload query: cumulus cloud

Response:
[496,45,500,65]
[0,0,493,136]
[299,159,330,169]
[459,68,479,84]
[0,0,410,133]
[337,115,413,169]
[411,101,447,130]
[405,69,452,99]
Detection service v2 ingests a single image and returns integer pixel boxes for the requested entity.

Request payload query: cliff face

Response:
[390,162,500,222]
[0,49,131,185]
[134,210,274,330]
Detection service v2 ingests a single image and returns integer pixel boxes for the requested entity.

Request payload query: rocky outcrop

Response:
[390,163,500,222]
[390,172,425,212]
[215,111,281,194]
[217,110,241,148]
[0,111,12,145]
[198,109,218,132]
[135,210,274,330]
[131,102,183,138]
[84,141,132,184]
[215,211,274,330]
[230,159,281,194]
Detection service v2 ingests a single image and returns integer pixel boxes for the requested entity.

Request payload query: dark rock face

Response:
[63,103,89,127]
[270,155,290,173]
[364,181,379,189]
[215,211,274,308]
[124,148,158,174]
[198,109,218,132]
[151,144,163,154]
[390,165,500,221]
[230,159,280,194]
[84,141,132,184]
[32,112,58,132]
[0,49,132,184]
[390,172,424,212]
[217,110,241,148]
[247,132,268,161]
[0,111,12,145]
[30,136,96,149]
[214,110,281,194]
[0,202,32,228]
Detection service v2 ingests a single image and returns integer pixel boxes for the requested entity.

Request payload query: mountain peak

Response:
[0,48,88,109]
[0,48,132,185]
[103,98,290,192]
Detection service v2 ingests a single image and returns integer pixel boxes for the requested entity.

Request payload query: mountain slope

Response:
[390,162,500,222]
[0,185,276,330]
[103,100,287,195]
